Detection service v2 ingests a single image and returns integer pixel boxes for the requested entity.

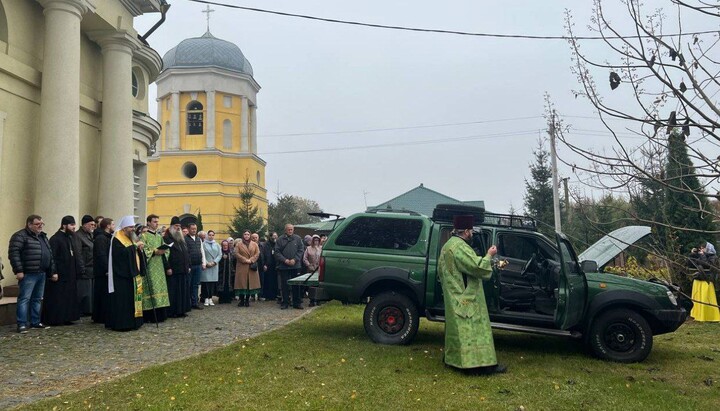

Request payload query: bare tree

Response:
[563,0,720,232]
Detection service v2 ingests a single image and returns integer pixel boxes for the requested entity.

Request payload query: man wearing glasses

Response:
[8,215,56,333]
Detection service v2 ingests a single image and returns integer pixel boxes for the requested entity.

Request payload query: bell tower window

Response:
[186,101,204,135]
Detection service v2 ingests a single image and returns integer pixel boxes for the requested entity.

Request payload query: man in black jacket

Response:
[185,223,205,310]
[274,224,305,309]
[8,214,56,333]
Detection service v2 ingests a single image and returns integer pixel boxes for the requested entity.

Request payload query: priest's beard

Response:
[130,232,139,243]
[169,227,185,243]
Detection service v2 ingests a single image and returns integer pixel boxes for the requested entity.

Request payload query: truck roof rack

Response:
[482,212,537,231]
[366,208,423,216]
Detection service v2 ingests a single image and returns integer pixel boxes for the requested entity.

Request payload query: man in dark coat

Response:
[43,216,82,326]
[92,218,114,323]
[261,232,278,301]
[185,223,205,310]
[165,216,191,317]
[106,216,144,331]
[8,214,55,333]
[274,224,305,309]
[75,214,95,316]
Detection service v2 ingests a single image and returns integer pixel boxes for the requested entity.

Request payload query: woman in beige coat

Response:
[234,230,260,307]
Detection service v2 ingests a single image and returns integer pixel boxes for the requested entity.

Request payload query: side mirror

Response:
[580,260,598,273]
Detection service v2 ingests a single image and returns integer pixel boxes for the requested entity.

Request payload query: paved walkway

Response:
[0,301,312,409]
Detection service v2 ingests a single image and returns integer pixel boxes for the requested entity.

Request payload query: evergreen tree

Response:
[267,194,322,234]
[228,179,266,237]
[524,138,556,237]
[663,131,717,254]
[196,209,204,232]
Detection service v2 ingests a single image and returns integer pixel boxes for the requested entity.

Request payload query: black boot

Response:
[244,295,250,307]
[237,295,244,307]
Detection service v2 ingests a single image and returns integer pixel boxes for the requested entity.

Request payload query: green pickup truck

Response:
[293,205,690,363]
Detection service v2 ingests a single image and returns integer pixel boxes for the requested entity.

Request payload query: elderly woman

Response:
[234,230,260,307]
[217,240,235,304]
[200,230,222,306]
[303,234,323,307]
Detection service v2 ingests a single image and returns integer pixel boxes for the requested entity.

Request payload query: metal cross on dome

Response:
[202,4,215,33]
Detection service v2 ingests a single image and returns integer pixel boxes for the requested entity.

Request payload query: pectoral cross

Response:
[202,4,215,33]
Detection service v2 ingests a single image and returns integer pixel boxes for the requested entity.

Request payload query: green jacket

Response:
[438,236,497,368]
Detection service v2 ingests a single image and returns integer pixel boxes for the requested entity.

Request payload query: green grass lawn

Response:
[24,302,719,410]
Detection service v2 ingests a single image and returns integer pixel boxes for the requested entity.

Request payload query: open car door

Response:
[555,233,588,330]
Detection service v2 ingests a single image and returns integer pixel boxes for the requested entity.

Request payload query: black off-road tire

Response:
[363,291,419,345]
[587,308,653,363]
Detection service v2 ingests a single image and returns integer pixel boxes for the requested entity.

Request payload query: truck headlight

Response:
[667,290,678,306]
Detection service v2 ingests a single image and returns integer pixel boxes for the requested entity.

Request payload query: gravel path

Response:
[0,300,313,409]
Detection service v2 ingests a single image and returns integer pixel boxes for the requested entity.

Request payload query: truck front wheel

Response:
[587,308,653,363]
[363,291,419,345]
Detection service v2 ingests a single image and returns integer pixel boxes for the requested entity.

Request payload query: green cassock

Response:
[141,231,171,310]
[438,236,497,369]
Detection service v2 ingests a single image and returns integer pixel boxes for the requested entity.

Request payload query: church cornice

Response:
[156,67,261,95]
[150,149,267,166]
[120,0,162,17]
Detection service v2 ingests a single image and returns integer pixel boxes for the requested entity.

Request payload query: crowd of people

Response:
[8,213,326,333]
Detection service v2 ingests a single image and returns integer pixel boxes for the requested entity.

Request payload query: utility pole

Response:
[549,110,562,233]
[562,177,571,223]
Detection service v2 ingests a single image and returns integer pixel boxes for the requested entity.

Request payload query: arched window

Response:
[223,119,232,149]
[186,100,203,135]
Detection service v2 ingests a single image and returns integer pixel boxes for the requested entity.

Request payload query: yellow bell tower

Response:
[146,31,267,234]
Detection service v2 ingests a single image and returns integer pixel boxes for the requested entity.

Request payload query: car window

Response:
[498,234,555,260]
[482,230,492,249]
[335,217,424,250]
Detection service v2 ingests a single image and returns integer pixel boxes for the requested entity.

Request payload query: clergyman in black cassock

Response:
[43,216,82,326]
[165,216,191,317]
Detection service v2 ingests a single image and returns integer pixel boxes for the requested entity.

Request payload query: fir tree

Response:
[228,179,266,237]
[524,138,556,236]
[663,131,717,254]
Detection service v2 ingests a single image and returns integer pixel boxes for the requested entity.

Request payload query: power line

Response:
[186,0,718,40]
[258,129,540,155]
[260,116,543,137]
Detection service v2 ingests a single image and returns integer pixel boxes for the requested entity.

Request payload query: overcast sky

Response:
[135,0,714,218]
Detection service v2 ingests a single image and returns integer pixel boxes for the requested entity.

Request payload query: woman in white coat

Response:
[200,230,222,306]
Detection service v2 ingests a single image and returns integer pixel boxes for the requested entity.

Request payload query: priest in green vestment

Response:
[438,215,506,375]
[140,214,171,323]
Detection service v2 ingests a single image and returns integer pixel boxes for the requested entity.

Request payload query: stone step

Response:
[3,284,19,297]
[0,298,17,326]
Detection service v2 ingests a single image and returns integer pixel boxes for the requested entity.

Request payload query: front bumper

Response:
[649,308,689,335]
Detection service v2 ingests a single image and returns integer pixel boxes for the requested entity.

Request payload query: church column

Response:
[89,31,138,219]
[250,105,257,154]
[240,96,249,151]
[34,0,92,227]
[171,92,180,149]
[206,90,215,148]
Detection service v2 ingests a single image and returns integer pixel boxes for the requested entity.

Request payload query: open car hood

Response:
[578,226,651,268]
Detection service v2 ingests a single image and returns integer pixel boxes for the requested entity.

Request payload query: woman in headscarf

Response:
[200,230,222,306]
[217,240,235,304]
[106,216,145,331]
[234,230,260,307]
[302,234,323,307]
[689,246,720,322]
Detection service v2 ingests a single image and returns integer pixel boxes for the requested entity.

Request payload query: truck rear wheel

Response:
[587,308,653,363]
[363,291,419,345]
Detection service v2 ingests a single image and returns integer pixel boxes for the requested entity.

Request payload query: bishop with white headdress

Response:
[106,215,145,331]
